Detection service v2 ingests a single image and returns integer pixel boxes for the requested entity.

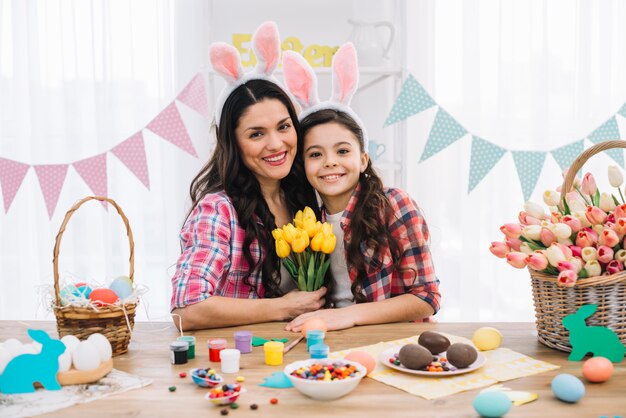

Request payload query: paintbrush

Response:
[283,335,304,354]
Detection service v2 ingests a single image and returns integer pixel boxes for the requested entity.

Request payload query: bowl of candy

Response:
[284,359,366,401]
[204,385,246,406]
[190,368,224,388]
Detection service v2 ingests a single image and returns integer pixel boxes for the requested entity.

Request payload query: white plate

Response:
[378,347,486,377]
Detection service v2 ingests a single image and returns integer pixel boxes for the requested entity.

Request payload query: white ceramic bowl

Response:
[284,358,366,401]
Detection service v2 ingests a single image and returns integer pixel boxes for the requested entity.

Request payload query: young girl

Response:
[170,22,325,330]
[282,43,441,332]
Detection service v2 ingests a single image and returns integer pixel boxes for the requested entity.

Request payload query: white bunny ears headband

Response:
[282,42,368,150]
[209,21,286,126]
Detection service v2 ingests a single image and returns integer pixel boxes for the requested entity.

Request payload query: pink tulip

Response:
[518,211,541,226]
[561,215,582,233]
[597,245,615,264]
[576,229,598,248]
[606,260,624,275]
[569,245,582,258]
[581,173,597,196]
[585,206,607,225]
[489,242,510,258]
[550,212,562,224]
[615,204,626,220]
[557,270,578,287]
[505,237,522,252]
[601,228,620,247]
[540,227,556,247]
[565,191,584,204]
[555,242,573,259]
[500,223,523,239]
[557,260,578,273]
[506,252,528,269]
[526,252,549,270]
[614,218,626,235]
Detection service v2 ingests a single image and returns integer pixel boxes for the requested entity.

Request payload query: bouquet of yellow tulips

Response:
[272,206,336,291]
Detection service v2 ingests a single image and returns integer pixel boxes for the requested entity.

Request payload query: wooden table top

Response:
[1,321,624,417]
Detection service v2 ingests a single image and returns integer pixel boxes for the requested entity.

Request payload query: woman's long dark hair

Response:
[300,109,403,303]
[187,79,316,298]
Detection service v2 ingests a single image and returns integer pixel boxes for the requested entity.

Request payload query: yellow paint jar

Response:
[263,341,284,366]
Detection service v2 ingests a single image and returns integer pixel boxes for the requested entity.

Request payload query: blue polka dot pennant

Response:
[587,116,623,167]
[468,137,507,193]
[512,151,547,201]
[619,102,626,119]
[551,140,584,172]
[420,108,468,162]
[383,74,436,127]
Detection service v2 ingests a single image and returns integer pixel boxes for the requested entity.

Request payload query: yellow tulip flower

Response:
[321,233,337,254]
[321,222,333,236]
[275,238,291,258]
[294,209,304,229]
[310,231,325,252]
[303,218,322,238]
[303,206,317,222]
[291,228,310,253]
[282,223,297,243]
[272,228,284,241]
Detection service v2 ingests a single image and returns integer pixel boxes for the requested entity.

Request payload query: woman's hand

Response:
[279,287,327,320]
[285,309,356,333]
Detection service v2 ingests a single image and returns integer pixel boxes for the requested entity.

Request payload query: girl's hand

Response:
[279,287,327,320]
[285,309,356,332]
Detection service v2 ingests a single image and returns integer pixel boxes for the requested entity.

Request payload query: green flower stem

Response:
[574,186,592,206]
[619,187,625,205]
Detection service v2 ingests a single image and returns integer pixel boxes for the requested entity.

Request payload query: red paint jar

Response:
[208,338,227,362]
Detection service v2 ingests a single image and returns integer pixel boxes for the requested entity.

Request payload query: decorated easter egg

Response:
[88,288,119,306]
[61,335,81,353]
[72,340,101,371]
[109,275,133,300]
[58,349,72,372]
[551,373,585,403]
[582,356,613,383]
[74,283,92,299]
[473,391,512,417]
[87,333,113,362]
[301,318,328,338]
[447,343,478,368]
[418,331,450,354]
[60,284,78,304]
[344,351,376,375]
[398,344,432,370]
[472,327,503,351]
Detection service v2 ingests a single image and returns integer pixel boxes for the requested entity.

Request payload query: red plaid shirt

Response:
[170,191,266,310]
[324,184,441,315]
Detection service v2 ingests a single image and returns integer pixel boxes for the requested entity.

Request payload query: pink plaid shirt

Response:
[170,191,266,310]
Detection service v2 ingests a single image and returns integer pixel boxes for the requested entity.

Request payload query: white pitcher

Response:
[347,19,395,66]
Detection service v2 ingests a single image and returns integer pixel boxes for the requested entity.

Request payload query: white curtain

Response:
[3,0,626,323]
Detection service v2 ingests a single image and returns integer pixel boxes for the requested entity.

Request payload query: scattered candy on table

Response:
[220,409,229,415]
[168,386,176,392]
[236,375,245,382]
[179,372,187,378]
[270,397,278,404]
[391,351,457,372]
[289,362,362,381]
[250,404,258,410]
[230,403,239,409]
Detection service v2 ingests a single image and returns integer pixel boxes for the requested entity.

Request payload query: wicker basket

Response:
[52,196,137,356]
[529,140,626,352]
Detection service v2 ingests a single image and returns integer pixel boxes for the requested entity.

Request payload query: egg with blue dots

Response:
[472,391,512,417]
[551,373,585,403]
[109,275,134,300]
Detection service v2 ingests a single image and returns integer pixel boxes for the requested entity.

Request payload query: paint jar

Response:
[264,341,284,366]
[177,336,196,359]
[170,341,189,365]
[309,343,329,359]
[234,331,253,354]
[220,349,241,374]
[208,338,227,362]
[306,329,325,352]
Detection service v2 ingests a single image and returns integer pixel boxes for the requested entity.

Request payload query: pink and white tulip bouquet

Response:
[491,166,626,287]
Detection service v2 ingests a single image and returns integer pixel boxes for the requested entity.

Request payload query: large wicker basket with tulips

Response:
[491,141,626,353]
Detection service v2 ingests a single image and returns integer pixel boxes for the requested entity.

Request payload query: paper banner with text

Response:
[0,73,208,218]
[385,74,626,200]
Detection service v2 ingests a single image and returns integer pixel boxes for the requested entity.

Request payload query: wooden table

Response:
[1,321,624,417]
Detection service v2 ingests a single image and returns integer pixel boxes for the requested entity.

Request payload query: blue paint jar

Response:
[306,330,325,352]
[309,343,329,359]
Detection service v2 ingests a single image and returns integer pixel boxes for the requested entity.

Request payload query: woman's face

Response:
[234,99,297,187]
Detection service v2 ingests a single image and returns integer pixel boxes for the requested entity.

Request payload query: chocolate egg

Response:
[447,343,478,368]
[418,331,450,355]
[398,344,432,370]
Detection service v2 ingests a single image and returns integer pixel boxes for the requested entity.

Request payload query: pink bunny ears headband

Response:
[209,21,287,126]
[282,42,368,149]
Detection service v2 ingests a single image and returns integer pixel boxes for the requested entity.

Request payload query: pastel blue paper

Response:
[587,116,623,167]
[258,371,294,388]
[512,151,546,201]
[383,74,435,127]
[551,140,584,172]
[619,102,626,118]
[420,108,467,162]
[468,137,507,193]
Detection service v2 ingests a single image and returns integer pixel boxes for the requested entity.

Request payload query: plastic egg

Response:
[2,338,23,357]
[20,342,42,355]
[301,318,328,338]
[60,284,78,304]
[72,340,101,371]
[472,327,503,351]
[88,288,119,306]
[551,373,585,403]
[0,350,13,375]
[473,391,512,417]
[74,283,92,299]
[109,275,133,300]
[61,335,81,353]
[344,351,376,375]
[58,349,72,372]
[87,333,113,362]
[582,356,613,383]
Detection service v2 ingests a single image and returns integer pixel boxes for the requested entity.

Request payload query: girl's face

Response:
[235,99,297,188]
[303,122,368,213]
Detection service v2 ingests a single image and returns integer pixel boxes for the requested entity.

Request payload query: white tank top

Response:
[325,211,354,307]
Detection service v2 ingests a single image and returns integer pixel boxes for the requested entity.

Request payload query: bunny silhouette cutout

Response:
[562,304,625,362]
[0,329,66,394]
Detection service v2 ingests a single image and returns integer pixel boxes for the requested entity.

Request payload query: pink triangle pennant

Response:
[34,164,69,219]
[73,153,108,209]
[111,131,150,189]
[146,102,198,157]
[0,158,31,213]
[177,73,209,119]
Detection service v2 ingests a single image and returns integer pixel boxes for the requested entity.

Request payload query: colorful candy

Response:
[389,352,456,372]
[208,383,242,399]
[270,398,278,404]
[288,361,362,381]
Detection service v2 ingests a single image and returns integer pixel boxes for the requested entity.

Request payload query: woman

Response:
[170,22,325,330]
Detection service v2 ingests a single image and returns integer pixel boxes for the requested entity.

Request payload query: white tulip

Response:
[599,192,616,212]
[609,165,623,187]
[551,223,572,240]
[557,238,573,246]
[546,245,567,267]
[568,256,583,272]
[524,201,545,220]
[568,200,587,213]
[581,247,597,262]
[584,260,602,277]
[615,249,626,263]
[572,211,591,228]
[543,190,560,207]
[522,225,542,241]
[520,243,534,254]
